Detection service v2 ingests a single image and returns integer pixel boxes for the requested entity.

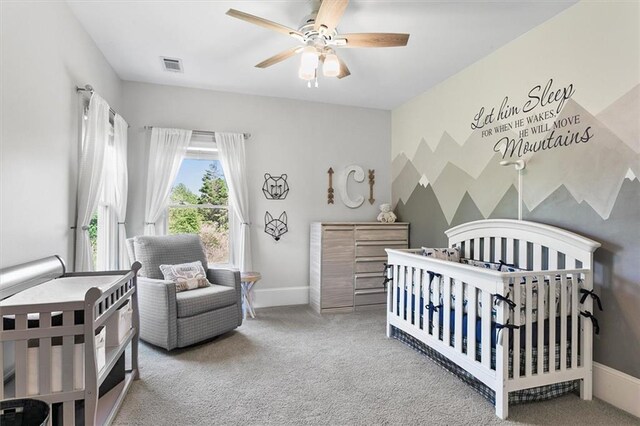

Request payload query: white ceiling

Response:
[67,0,577,110]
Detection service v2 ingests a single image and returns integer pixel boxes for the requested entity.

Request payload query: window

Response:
[167,140,230,264]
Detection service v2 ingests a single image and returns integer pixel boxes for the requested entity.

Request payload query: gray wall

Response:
[122,81,391,307]
[0,2,122,269]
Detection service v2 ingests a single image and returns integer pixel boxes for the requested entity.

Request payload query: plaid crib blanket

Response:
[392,327,579,405]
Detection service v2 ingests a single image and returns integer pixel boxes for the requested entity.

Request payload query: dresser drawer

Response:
[354,274,386,290]
[354,289,387,306]
[354,258,386,274]
[355,227,407,241]
[356,241,407,257]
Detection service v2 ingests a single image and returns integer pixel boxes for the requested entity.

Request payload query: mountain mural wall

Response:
[391,1,640,379]
[393,88,640,223]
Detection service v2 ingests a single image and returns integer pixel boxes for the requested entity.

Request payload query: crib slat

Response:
[494,238,502,263]
[548,249,558,270]
[415,269,423,329]
[467,286,477,362]
[571,274,578,369]
[454,280,463,353]
[432,272,441,337]
[411,268,422,328]
[62,311,74,393]
[473,238,480,260]
[39,312,52,395]
[533,243,542,270]
[560,274,568,371]
[518,240,527,269]
[443,277,451,346]
[513,277,521,379]
[63,400,75,425]
[537,275,545,374]
[399,266,406,320]
[483,238,490,262]
[525,276,533,377]
[481,290,491,369]
[15,314,28,397]
[505,238,514,264]
[392,265,399,316]
[549,276,557,372]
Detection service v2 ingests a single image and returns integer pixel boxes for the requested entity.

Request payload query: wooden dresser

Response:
[309,222,409,313]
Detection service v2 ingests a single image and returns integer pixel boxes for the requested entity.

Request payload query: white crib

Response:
[385,219,601,419]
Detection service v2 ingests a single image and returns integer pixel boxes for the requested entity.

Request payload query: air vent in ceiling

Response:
[161,57,183,73]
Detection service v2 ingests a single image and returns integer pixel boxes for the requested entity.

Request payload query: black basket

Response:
[1,399,50,426]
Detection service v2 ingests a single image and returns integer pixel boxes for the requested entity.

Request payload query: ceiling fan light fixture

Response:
[323,52,340,77]
[300,45,320,72]
[298,65,316,81]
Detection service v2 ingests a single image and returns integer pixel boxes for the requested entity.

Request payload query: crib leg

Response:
[580,375,593,400]
[495,387,508,419]
[386,319,392,338]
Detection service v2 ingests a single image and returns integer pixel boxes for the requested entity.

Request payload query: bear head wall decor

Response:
[262,173,289,200]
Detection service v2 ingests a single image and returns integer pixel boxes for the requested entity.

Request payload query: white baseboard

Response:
[593,362,640,418]
[252,286,309,308]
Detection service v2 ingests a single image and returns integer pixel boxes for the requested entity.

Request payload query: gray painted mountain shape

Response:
[392,151,409,182]
[392,157,420,207]
[432,162,474,223]
[522,97,639,219]
[596,84,640,154]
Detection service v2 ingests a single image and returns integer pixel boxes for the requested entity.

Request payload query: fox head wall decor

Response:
[264,211,288,241]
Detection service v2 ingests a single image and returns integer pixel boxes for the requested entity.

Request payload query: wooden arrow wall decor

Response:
[327,167,334,204]
[368,169,375,204]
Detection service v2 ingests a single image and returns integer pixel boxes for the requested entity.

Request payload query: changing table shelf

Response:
[0,259,141,425]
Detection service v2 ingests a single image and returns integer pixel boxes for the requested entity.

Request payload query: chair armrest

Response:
[136,277,178,350]
[207,268,243,326]
[207,268,241,291]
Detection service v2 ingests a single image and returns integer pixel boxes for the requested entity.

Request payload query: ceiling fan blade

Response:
[227,9,303,39]
[314,0,349,33]
[255,46,302,68]
[337,57,350,79]
[339,33,410,48]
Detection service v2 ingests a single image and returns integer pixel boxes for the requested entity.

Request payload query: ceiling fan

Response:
[226,0,410,85]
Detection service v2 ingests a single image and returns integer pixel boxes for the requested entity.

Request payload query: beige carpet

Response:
[114,306,639,425]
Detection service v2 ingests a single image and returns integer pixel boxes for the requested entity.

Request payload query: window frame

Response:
[165,140,232,265]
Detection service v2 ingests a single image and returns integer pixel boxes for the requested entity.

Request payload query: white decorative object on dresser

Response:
[310,222,409,313]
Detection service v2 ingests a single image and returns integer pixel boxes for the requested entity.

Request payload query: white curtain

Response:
[215,132,252,272]
[97,114,129,270]
[144,128,192,235]
[75,94,110,272]
[113,115,129,268]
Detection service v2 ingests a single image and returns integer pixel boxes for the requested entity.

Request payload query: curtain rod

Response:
[143,126,251,140]
[76,84,129,127]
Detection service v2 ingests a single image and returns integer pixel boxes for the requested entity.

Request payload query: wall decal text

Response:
[469,78,595,159]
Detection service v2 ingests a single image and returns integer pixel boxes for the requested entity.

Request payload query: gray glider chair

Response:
[126,234,242,351]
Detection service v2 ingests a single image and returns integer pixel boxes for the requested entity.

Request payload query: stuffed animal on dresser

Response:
[377,203,397,223]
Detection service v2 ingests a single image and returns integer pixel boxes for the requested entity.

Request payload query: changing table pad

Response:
[0,275,125,308]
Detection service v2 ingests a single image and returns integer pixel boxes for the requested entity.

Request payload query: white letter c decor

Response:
[338,165,365,208]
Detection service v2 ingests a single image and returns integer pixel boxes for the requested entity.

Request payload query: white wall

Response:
[122,81,391,307]
[0,2,122,268]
